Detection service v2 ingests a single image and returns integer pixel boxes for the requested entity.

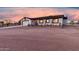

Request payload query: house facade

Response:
[18,15,67,27]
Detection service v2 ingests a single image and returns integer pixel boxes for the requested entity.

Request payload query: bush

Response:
[70,21,74,25]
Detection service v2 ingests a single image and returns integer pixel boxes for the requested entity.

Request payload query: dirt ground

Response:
[0,26,79,51]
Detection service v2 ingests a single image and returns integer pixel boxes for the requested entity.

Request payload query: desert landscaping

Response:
[0,26,79,51]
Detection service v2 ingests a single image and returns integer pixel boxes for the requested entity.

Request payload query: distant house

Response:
[0,20,5,27]
[66,20,79,25]
[0,19,12,27]
[73,20,79,24]
[18,15,67,27]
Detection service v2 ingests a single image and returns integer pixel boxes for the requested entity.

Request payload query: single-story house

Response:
[18,15,67,27]
[0,19,12,27]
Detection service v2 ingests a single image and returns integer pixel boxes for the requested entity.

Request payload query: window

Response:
[53,19,59,23]
[39,20,43,23]
[46,19,50,23]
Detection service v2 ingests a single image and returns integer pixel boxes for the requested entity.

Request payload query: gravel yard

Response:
[0,26,79,51]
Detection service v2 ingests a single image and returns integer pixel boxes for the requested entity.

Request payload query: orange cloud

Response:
[7,8,63,22]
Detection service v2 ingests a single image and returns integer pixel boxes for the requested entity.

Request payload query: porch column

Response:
[59,18,63,28]
[50,19,52,25]
[42,19,45,26]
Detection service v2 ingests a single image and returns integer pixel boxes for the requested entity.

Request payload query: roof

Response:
[18,15,67,23]
[24,15,67,20]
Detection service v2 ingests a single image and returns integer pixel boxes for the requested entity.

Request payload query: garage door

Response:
[23,21,29,26]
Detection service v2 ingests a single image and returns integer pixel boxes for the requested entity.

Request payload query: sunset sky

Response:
[0,7,79,22]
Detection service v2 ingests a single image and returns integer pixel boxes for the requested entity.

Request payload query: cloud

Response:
[0,7,79,22]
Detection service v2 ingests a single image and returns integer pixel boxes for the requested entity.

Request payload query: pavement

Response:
[0,26,79,51]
